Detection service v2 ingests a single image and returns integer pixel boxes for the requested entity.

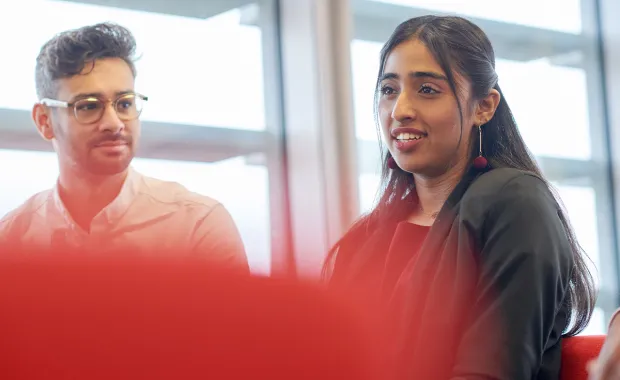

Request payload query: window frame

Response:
[599,0,620,317]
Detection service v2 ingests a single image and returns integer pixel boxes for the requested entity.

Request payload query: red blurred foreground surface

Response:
[0,253,381,380]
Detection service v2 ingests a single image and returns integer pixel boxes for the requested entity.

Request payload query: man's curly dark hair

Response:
[35,22,137,99]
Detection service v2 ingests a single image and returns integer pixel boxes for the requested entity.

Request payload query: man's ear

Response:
[474,88,501,125]
[32,103,55,141]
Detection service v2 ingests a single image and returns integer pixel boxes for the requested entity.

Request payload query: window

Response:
[0,0,267,130]
[555,183,606,334]
[0,0,288,275]
[351,0,614,333]
[370,0,582,33]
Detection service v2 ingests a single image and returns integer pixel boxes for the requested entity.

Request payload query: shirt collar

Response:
[52,167,142,230]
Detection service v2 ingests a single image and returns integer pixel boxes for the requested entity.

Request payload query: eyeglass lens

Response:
[73,94,144,123]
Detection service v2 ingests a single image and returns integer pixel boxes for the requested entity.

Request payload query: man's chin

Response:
[86,158,133,176]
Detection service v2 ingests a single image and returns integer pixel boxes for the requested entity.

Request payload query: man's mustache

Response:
[91,134,132,146]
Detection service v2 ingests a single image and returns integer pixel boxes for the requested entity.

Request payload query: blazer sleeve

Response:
[451,174,574,379]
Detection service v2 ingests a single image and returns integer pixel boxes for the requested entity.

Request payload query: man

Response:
[589,310,620,379]
[0,23,248,271]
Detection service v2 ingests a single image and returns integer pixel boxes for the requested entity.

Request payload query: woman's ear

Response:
[32,103,55,141]
[475,88,501,125]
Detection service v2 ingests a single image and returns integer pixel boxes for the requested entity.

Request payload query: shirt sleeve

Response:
[609,308,620,329]
[191,203,250,274]
[451,174,574,379]
[0,213,21,252]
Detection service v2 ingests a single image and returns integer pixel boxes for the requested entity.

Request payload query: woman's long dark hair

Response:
[323,15,595,336]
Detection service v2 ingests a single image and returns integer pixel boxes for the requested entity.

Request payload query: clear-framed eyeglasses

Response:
[40,92,148,124]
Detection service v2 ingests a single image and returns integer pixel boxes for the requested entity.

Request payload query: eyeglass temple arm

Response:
[40,98,69,108]
[40,94,148,106]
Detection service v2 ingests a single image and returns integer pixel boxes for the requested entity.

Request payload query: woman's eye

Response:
[419,85,439,95]
[380,85,397,96]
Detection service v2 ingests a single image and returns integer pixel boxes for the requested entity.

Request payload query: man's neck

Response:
[57,168,129,231]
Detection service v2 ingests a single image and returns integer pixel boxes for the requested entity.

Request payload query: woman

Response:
[324,15,596,379]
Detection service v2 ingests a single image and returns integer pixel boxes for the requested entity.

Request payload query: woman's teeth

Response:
[396,133,423,141]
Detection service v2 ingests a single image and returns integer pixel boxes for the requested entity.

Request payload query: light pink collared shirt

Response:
[0,168,249,271]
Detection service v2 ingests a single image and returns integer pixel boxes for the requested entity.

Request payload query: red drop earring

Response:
[388,156,397,169]
[472,125,488,170]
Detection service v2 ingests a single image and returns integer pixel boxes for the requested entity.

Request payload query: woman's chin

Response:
[396,161,424,175]
[395,159,447,178]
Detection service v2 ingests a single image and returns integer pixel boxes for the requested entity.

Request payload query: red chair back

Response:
[561,335,606,380]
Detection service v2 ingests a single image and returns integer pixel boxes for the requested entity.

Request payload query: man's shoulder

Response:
[0,190,52,238]
[136,174,222,212]
[0,190,52,224]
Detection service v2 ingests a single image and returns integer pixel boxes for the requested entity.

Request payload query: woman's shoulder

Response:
[472,167,545,191]
[468,168,550,199]
[460,168,557,220]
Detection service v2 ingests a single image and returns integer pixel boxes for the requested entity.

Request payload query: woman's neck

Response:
[415,175,457,215]
[410,162,468,223]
